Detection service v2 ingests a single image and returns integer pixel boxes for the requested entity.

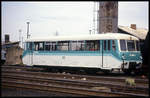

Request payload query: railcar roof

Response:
[25,33,139,42]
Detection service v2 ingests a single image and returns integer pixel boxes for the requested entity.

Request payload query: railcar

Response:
[22,33,142,74]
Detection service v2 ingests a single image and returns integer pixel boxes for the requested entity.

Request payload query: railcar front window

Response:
[120,40,126,51]
[39,42,44,50]
[127,40,135,51]
[136,41,140,51]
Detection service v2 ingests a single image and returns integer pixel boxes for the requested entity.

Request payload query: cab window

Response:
[136,41,140,51]
[127,40,135,51]
[120,40,126,51]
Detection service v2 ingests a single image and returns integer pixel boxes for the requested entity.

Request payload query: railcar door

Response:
[28,42,33,66]
[101,40,109,68]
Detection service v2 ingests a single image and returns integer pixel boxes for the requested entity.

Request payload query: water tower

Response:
[98,1,118,33]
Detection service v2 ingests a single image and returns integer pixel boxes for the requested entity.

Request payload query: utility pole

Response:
[19,29,22,48]
[26,21,30,39]
[93,1,99,34]
[19,29,22,41]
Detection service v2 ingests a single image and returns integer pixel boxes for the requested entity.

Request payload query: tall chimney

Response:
[130,24,136,30]
[98,1,118,33]
[5,34,9,43]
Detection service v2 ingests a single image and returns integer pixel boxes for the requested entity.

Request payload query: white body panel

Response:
[23,54,122,70]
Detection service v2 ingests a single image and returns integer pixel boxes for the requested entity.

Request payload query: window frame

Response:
[136,40,140,51]
[120,40,127,51]
[127,40,136,51]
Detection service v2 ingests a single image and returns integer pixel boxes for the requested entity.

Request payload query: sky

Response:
[1,1,149,44]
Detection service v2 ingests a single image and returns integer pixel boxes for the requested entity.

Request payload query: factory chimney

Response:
[98,1,118,33]
[130,24,136,30]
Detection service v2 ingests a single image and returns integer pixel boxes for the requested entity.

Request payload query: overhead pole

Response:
[93,1,96,34]
[97,2,99,34]
[26,21,30,39]
[19,29,22,41]
[93,1,99,34]
[19,29,22,47]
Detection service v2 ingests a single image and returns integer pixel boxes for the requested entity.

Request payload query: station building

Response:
[1,35,23,65]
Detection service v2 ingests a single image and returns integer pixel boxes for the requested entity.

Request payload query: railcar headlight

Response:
[122,54,125,60]
[140,56,143,60]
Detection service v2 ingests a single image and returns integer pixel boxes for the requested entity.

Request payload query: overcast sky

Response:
[1,1,149,42]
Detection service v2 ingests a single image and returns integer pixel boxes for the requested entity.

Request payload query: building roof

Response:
[26,33,139,42]
[2,41,20,49]
[2,41,20,45]
[118,25,148,40]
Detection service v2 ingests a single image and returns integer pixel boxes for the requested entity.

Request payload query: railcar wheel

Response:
[123,69,131,75]
[133,68,142,75]
[85,70,96,75]
[103,70,111,74]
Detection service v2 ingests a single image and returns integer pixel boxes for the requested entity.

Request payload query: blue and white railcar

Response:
[22,33,142,73]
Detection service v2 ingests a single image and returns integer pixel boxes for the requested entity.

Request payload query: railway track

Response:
[2,69,149,97]
[2,68,148,86]
[2,65,149,81]
[1,65,44,72]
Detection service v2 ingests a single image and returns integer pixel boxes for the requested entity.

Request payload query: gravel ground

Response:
[1,87,81,97]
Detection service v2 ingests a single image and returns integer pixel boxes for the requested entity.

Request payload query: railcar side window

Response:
[27,42,32,50]
[95,40,100,51]
[108,40,110,50]
[120,40,126,51]
[33,42,44,51]
[104,40,106,51]
[86,41,94,51]
[51,42,57,51]
[76,41,85,51]
[44,42,57,51]
[71,41,77,51]
[127,40,135,51]
[112,40,116,51]
[45,42,51,51]
[71,41,85,51]
[34,42,39,51]
[86,40,99,51]
[57,41,69,51]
